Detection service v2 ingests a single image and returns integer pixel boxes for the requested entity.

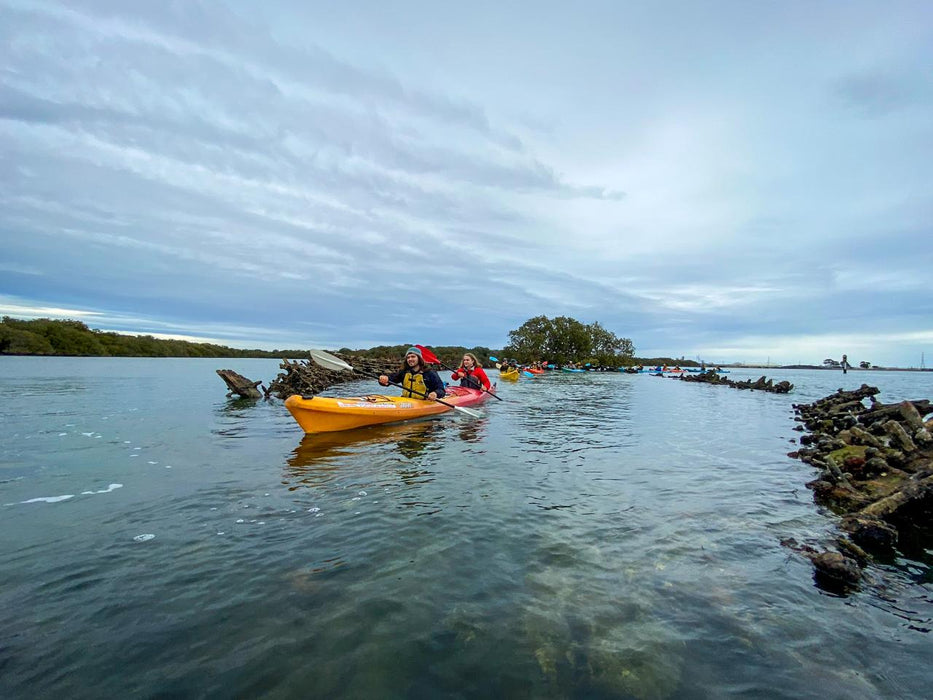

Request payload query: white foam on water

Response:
[7,483,124,506]
[133,447,142,451]
[80,483,123,495]
[130,454,139,458]
[165,465,172,469]
[58,433,67,436]
[124,441,131,444]
[236,518,245,523]
[307,507,320,513]
[133,534,155,542]
[15,494,75,504]
[81,432,95,437]
[147,461,157,465]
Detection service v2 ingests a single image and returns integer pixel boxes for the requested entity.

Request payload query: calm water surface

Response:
[1,358,932,698]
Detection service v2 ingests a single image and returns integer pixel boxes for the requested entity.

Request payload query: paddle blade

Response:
[453,405,482,418]
[415,344,440,364]
[309,349,354,372]
[489,356,498,362]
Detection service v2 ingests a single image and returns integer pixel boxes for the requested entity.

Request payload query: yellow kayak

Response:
[285,386,491,433]
[499,368,520,381]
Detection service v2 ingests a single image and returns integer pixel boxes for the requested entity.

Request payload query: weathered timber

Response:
[216,369,263,399]
[678,371,794,393]
[786,383,933,593]
[217,354,444,401]
[263,353,399,400]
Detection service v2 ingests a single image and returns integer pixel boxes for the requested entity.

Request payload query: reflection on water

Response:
[287,420,444,466]
[287,416,489,467]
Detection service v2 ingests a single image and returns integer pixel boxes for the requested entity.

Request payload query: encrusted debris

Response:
[678,371,794,393]
[785,383,933,593]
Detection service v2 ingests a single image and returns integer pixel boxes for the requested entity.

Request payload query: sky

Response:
[2,0,931,367]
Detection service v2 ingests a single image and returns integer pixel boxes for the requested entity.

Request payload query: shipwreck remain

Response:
[785,383,933,592]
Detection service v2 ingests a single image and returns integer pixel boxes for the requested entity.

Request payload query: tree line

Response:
[2,315,668,367]
[0,317,303,358]
[337,344,497,369]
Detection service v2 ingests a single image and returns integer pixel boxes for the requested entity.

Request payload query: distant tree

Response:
[504,315,634,366]
[823,358,840,367]
[587,321,635,366]
[547,316,592,364]
[859,361,871,369]
[505,315,552,364]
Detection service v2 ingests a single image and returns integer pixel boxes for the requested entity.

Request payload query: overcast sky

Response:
[2,1,931,366]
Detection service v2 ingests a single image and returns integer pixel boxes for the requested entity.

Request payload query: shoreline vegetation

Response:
[1,317,927,371]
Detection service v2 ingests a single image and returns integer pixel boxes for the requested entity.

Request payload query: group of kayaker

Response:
[378,347,492,400]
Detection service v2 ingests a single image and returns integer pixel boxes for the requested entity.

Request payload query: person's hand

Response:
[428,391,437,400]
[378,375,388,386]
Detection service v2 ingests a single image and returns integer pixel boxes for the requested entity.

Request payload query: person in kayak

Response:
[379,346,446,400]
[450,352,491,391]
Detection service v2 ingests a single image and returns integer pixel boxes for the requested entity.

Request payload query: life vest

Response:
[401,370,429,399]
[458,369,482,390]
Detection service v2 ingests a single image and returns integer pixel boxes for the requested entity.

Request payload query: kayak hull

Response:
[285,386,490,433]
[499,368,520,381]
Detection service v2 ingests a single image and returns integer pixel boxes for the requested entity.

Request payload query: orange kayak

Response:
[285,386,491,433]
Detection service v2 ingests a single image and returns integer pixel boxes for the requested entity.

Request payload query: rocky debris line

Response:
[679,371,794,394]
[785,383,933,592]
[216,369,264,399]
[264,354,398,399]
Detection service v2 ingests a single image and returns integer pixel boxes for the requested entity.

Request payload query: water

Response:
[1,358,932,699]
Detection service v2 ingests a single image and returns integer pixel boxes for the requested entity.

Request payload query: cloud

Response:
[1,0,931,366]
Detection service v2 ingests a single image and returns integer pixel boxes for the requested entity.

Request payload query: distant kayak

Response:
[499,368,520,381]
[285,386,491,433]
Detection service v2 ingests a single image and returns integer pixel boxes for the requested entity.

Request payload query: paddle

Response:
[415,345,503,401]
[308,349,482,418]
